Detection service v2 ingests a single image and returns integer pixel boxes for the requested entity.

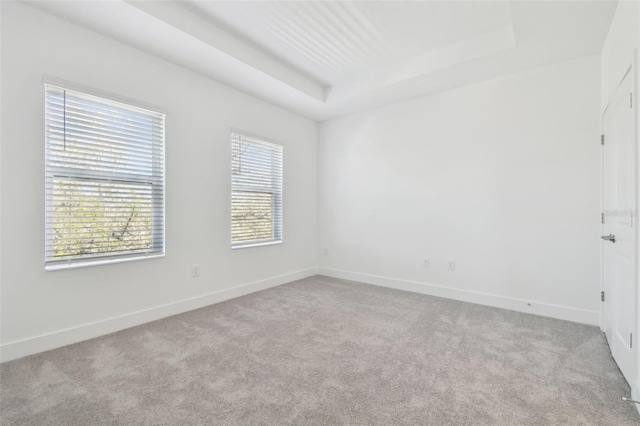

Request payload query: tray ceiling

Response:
[184,1,513,86]
[23,0,617,121]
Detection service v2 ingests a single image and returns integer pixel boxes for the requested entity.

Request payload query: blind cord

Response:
[63,90,67,152]
[239,136,243,175]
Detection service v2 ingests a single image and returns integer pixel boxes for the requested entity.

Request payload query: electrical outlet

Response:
[422,258,430,268]
[447,260,456,271]
[191,264,200,278]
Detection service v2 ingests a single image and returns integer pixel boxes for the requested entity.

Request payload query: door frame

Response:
[600,52,639,395]
[634,48,640,403]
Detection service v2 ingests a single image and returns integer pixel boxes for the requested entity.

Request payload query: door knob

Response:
[601,234,616,243]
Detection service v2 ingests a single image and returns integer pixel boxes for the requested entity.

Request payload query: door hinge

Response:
[601,213,605,224]
[601,291,605,302]
[601,134,605,145]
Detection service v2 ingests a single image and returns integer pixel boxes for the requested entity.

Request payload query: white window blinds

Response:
[45,85,165,269]
[231,132,283,248]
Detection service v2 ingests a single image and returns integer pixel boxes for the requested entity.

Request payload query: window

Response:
[44,84,165,270]
[231,132,283,248]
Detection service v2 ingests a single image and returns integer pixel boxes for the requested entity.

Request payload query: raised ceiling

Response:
[184,1,513,86]
[24,0,617,121]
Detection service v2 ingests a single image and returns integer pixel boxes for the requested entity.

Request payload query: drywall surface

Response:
[0,3,317,360]
[601,0,638,111]
[318,54,601,324]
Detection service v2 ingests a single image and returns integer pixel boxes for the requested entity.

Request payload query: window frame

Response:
[43,79,166,271]
[230,129,283,250]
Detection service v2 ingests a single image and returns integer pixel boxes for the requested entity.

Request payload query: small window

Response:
[231,132,283,248]
[44,84,165,270]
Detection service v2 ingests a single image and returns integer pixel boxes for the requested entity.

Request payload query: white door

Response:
[602,67,636,385]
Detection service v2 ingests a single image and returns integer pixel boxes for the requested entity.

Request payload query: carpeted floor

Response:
[1,275,640,425]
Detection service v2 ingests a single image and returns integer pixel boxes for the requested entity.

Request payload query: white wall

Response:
[0,3,318,361]
[318,54,602,325]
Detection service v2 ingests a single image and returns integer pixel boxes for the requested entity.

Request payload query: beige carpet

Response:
[1,275,639,425]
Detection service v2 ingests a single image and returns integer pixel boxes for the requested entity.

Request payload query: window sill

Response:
[45,253,165,271]
[231,240,282,250]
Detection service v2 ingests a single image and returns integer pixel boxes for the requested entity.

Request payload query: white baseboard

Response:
[1,267,600,363]
[633,383,640,415]
[319,267,600,326]
[0,268,318,363]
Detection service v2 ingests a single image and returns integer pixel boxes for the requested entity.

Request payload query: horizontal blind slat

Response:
[45,85,165,264]
[46,90,164,121]
[46,108,164,137]
[48,138,162,162]
[231,134,282,246]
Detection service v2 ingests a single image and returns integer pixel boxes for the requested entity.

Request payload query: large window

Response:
[44,84,165,270]
[231,132,283,248]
